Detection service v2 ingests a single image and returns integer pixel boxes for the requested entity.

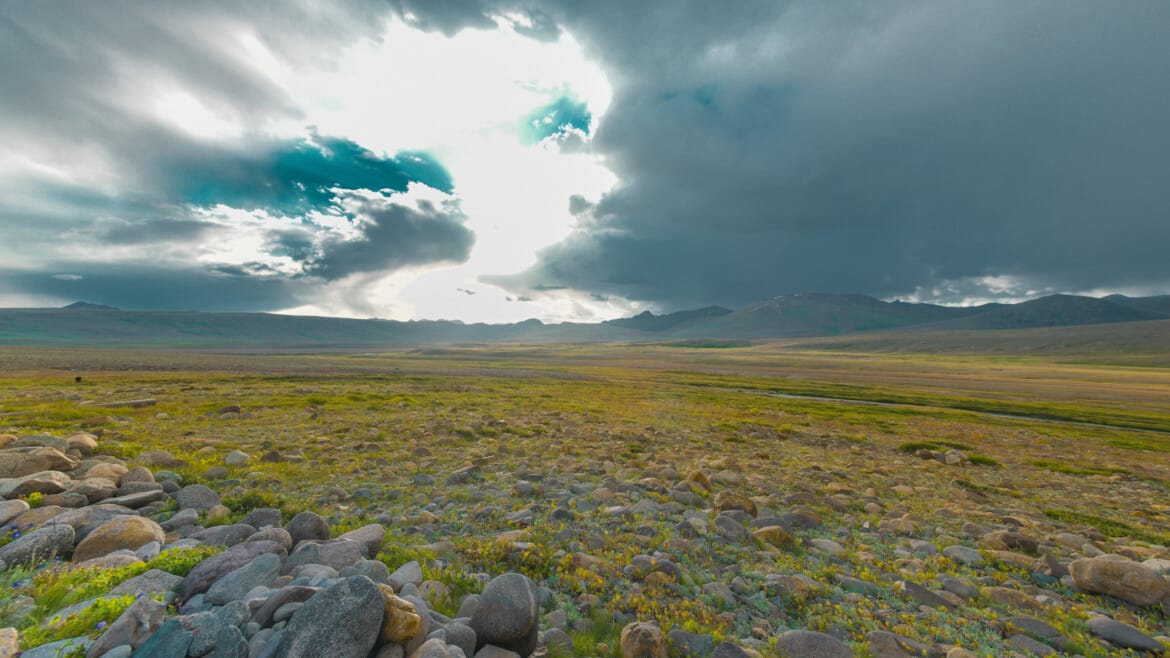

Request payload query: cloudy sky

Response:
[2,2,1168,322]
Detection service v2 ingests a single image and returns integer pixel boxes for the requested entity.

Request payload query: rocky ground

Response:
[0,361,1168,657]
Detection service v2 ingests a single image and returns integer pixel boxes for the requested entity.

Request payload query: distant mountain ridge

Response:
[0,293,1165,348]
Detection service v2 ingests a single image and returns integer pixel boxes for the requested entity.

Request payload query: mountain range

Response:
[0,293,1167,349]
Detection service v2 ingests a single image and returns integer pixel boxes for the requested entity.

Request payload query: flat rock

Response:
[206,552,282,605]
[101,490,167,509]
[338,523,386,557]
[273,575,385,658]
[110,569,184,599]
[181,540,287,603]
[774,630,852,658]
[192,523,256,547]
[0,447,77,478]
[0,470,73,498]
[285,539,365,572]
[1086,616,1165,652]
[866,630,934,657]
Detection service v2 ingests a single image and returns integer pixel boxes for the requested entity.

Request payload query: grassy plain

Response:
[0,342,1168,655]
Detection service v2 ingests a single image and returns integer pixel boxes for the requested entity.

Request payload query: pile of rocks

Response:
[0,433,547,658]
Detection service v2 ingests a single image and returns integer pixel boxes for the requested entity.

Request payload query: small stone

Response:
[753,526,792,547]
[224,450,250,467]
[84,462,128,482]
[713,491,757,517]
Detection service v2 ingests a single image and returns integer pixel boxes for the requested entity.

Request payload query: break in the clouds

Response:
[2,2,1168,319]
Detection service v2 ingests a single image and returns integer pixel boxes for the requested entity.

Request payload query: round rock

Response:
[470,572,539,656]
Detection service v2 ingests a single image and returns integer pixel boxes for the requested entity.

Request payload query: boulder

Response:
[273,576,385,657]
[619,621,667,658]
[470,572,539,656]
[0,523,74,567]
[181,540,287,602]
[774,630,852,658]
[175,484,221,511]
[1069,554,1170,607]
[73,516,165,562]
[86,597,166,657]
[0,447,77,478]
[0,470,73,498]
[287,511,330,545]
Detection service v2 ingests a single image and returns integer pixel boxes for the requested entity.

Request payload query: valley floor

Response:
[0,344,1167,656]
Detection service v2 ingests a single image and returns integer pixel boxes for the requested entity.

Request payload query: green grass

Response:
[1043,509,1170,546]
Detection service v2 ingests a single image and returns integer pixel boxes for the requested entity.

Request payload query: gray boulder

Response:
[774,630,852,658]
[272,575,385,657]
[0,523,74,568]
[470,572,539,657]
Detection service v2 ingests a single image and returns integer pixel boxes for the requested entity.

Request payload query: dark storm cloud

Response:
[306,200,475,280]
[398,0,1170,307]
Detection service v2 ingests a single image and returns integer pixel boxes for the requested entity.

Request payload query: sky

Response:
[1,1,1168,322]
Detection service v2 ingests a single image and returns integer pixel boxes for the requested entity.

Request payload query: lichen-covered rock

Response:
[619,621,667,658]
[379,585,423,643]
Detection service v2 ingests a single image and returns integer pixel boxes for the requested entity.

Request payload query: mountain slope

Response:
[603,306,732,332]
[925,294,1166,330]
[670,293,979,338]
[1104,294,1170,318]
